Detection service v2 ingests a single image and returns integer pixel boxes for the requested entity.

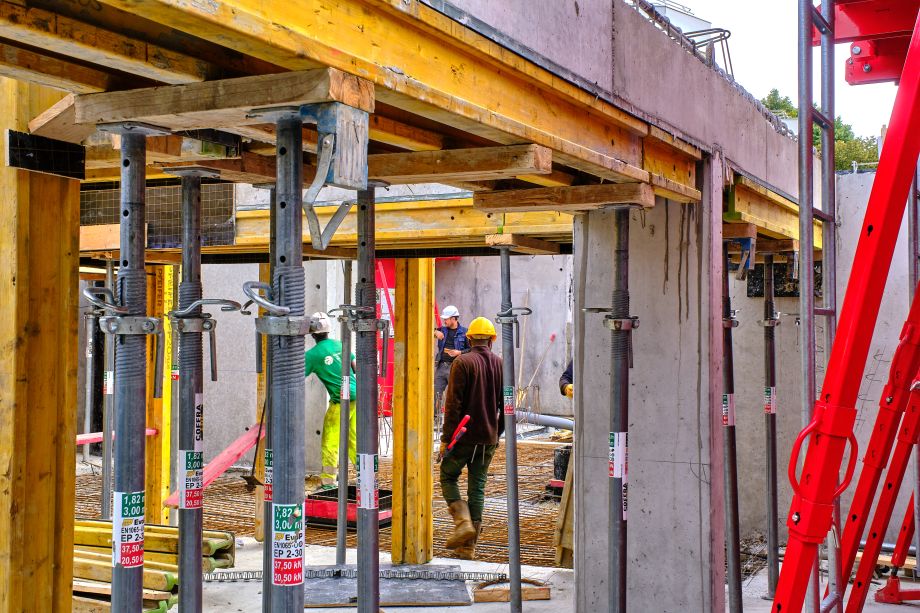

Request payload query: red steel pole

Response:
[891,493,915,570]
[772,15,920,612]
[847,384,920,611]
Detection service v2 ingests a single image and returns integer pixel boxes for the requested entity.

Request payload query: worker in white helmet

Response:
[304,312,356,488]
[433,305,469,415]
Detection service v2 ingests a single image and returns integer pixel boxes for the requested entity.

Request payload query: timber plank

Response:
[29,94,94,144]
[75,69,374,130]
[72,557,176,592]
[0,41,112,94]
[485,233,561,255]
[722,223,757,240]
[475,183,655,213]
[0,1,209,85]
[472,586,552,602]
[368,144,551,184]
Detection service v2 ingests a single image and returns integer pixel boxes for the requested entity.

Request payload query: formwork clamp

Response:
[330,304,391,378]
[495,306,532,349]
[585,307,639,368]
[168,298,242,382]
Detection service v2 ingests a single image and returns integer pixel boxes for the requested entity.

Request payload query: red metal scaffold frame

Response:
[874,493,919,604]
[773,5,920,611]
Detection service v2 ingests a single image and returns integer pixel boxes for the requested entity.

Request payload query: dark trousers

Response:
[439,442,497,522]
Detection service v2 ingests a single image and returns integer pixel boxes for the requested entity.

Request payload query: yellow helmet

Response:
[466,316,497,340]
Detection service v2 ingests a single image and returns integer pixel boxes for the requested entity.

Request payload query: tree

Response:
[761,88,877,171]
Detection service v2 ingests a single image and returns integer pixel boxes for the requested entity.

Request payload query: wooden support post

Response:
[144,265,170,524]
[0,81,80,613]
[391,258,435,564]
[253,262,270,542]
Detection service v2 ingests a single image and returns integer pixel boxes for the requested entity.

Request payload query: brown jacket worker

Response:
[438,316,503,559]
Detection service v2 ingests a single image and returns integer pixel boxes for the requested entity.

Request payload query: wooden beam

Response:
[0,1,210,84]
[85,134,237,169]
[726,179,822,248]
[0,83,78,613]
[368,144,551,184]
[75,68,374,130]
[757,238,799,254]
[80,223,136,251]
[369,115,442,151]
[391,258,434,564]
[474,182,655,213]
[0,41,115,94]
[722,222,757,240]
[517,168,575,188]
[28,94,94,144]
[485,233,560,255]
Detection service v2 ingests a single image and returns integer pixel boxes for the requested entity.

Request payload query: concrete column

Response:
[574,197,712,611]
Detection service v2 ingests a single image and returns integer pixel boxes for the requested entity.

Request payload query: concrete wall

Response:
[434,254,574,417]
[574,200,712,612]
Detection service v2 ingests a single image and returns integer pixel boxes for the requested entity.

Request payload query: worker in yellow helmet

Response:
[438,316,503,560]
[304,312,357,488]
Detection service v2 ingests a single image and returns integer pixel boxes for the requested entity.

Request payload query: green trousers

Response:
[439,442,497,522]
[320,400,357,483]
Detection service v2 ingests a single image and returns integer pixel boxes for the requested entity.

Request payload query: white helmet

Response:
[440,305,460,319]
[311,312,332,334]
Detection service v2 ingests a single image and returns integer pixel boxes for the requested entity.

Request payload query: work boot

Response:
[445,500,477,549]
[455,521,481,560]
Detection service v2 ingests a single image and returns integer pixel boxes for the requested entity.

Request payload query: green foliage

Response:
[760,88,878,171]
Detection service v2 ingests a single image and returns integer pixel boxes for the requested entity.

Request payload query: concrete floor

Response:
[204,537,574,612]
[739,568,920,611]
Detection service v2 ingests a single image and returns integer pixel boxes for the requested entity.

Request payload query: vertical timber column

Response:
[0,82,79,613]
[499,247,523,612]
[356,188,380,613]
[112,129,150,612]
[392,258,435,565]
[177,174,205,612]
[270,117,306,611]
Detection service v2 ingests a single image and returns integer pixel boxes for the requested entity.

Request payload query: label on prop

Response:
[357,453,379,510]
[621,480,629,521]
[112,491,145,568]
[271,503,304,586]
[179,450,203,509]
[194,393,204,453]
[103,370,114,396]
[764,386,776,415]
[171,365,179,381]
[341,376,350,402]
[264,448,273,502]
[610,432,627,480]
[722,393,735,426]
[503,385,515,415]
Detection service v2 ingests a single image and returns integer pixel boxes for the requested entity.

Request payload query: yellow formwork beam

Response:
[235,195,573,251]
[253,262,270,543]
[725,177,823,250]
[391,258,435,564]
[0,81,79,613]
[144,265,172,524]
[94,0,655,183]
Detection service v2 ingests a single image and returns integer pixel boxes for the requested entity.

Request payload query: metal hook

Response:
[82,287,129,314]
[241,281,289,316]
[170,298,242,319]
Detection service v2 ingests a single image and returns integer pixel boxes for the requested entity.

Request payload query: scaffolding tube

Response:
[722,244,742,612]
[763,254,779,597]
[262,186,276,613]
[101,261,115,520]
[336,261,352,565]
[355,188,381,613]
[515,410,573,431]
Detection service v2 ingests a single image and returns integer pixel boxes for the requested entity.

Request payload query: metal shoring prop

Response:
[166,169,242,612]
[269,113,308,611]
[260,185,277,613]
[337,261,353,566]
[101,261,115,520]
[912,164,920,581]
[497,246,526,612]
[356,187,381,613]
[722,243,743,612]
[83,306,98,464]
[99,122,165,612]
[607,209,633,613]
[763,253,780,598]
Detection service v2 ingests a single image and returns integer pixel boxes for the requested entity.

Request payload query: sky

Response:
[679,0,898,138]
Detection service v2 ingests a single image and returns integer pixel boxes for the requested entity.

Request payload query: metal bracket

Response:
[495,306,532,349]
[255,315,317,337]
[168,298,241,383]
[329,305,389,377]
[98,315,165,398]
[759,312,782,327]
[602,316,640,331]
[97,121,171,136]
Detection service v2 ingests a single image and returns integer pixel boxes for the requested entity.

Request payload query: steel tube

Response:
[101,261,115,520]
[111,130,148,612]
[499,247,523,612]
[262,186,276,613]
[722,245,742,612]
[178,174,205,612]
[609,209,629,613]
[355,189,380,613]
[337,261,353,565]
[515,410,573,431]
[269,117,306,611]
[798,0,820,609]
[764,254,779,597]
[84,310,98,463]
[911,166,920,578]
